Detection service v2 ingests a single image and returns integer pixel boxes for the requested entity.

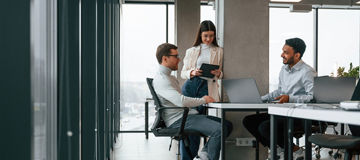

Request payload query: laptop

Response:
[339,79,360,111]
[351,79,360,101]
[222,78,263,103]
[313,76,356,104]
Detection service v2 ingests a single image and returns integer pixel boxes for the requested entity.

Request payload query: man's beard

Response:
[283,56,295,65]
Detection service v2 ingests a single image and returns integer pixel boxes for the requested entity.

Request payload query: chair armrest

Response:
[158,107,190,136]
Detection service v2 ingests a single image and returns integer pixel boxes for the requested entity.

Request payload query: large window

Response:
[120,4,174,131]
[269,8,314,92]
[318,9,360,76]
[120,4,215,131]
[120,3,216,131]
[201,5,216,23]
[270,7,360,91]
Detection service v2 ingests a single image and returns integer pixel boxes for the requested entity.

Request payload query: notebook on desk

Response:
[313,76,356,104]
[222,78,263,103]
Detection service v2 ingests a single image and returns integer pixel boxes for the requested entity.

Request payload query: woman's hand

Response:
[210,69,221,78]
[190,68,203,78]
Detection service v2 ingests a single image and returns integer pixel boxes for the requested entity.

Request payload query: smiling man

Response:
[243,38,317,160]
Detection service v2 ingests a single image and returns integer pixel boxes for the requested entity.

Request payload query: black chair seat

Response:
[309,134,360,149]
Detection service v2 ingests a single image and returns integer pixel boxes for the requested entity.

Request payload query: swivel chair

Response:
[308,79,360,160]
[309,134,360,160]
[146,78,205,158]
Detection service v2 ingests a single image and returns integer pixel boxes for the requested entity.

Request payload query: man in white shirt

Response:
[153,43,232,160]
[243,38,316,160]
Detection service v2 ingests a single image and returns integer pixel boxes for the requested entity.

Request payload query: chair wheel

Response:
[333,152,341,159]
[315,146,320,151]
[295,157,304,160]
[328,150,333,155]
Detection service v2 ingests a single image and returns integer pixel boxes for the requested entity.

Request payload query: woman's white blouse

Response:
[196,43,211,68]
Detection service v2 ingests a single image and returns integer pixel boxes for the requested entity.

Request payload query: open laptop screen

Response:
[222,78,263,103]
[314,76,356,103]
[351,80,360,101]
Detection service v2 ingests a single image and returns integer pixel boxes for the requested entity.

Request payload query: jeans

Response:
[180,77,208,160]
[169,115,233,160]
[182,77,208,114]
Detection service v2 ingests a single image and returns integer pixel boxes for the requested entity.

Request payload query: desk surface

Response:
[268,104,360,126]
[208,102,293,109]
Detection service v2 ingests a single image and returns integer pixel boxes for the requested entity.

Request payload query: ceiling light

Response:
[270,0,302,2]
[357,1,360,4]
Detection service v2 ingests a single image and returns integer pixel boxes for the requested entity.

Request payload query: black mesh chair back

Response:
[146,78,166,134]
[146,78,174,136]
[146,78,203,158]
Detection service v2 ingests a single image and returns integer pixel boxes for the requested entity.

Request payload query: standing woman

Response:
[180,20,224,160]
[181,20,223,111]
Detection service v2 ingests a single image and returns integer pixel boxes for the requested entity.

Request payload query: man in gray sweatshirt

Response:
[153,43,232,160]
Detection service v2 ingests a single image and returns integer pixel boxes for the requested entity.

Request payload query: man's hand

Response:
[274,95,289,103]
[203,96,215,103]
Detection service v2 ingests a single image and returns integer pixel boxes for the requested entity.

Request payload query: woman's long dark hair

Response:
[193,20,219,47]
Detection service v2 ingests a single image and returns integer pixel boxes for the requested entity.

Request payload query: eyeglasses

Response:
[167,54,180,58]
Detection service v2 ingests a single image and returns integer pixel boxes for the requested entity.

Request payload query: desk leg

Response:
[145,101,149,139]
[256,111,259,160]
[287,118,294,160]
[341,123,344,135]
[221,109,226,160]
[271,115,278,160]
[304,120,311,160]
[284,118,289,160]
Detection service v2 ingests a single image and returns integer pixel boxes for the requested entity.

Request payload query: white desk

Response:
[207,103,291,160]
[268,104,360,125]
[268,104,360,160]
[208,103,290,109]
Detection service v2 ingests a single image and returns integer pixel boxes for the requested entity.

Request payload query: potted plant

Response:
[331,63,359,78]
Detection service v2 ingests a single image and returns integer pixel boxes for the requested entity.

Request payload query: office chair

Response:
[290,118,330,159]
[308,79,360,160]
[309,134,360,160]
[146,78,205,158]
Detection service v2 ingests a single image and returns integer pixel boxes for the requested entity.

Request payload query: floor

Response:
[113,133,179,160]
[113,133,354,160]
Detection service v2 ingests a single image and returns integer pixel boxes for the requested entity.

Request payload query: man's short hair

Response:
[285,38,306,59]
[156,43,178,64]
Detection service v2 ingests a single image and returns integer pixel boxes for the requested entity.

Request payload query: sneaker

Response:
[266,147,283,160]
[277,147,304,160]
[293,147,304,160]
[193,157,201,160]
[198,150,209,160]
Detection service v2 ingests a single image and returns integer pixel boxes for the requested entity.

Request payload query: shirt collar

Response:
[201,43,211,49]
[285,60,304,72]
[159,65,172,75]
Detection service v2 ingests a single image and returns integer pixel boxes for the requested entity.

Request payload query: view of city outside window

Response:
[120,4,171,131]
[120,4,216,131]
[318,9,360,77]
[269,8,314,92]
